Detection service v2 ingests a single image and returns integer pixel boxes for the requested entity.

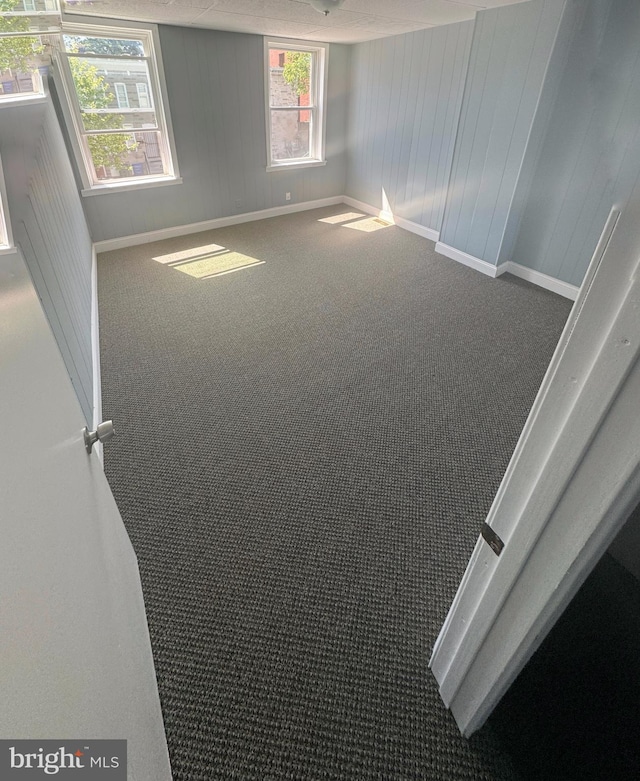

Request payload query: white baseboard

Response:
[342,196,440,242]
[93,194,578,302]
[90,245,104,464]
[434,242,502,278]
[94,196,344,253]
[503,261,579,300]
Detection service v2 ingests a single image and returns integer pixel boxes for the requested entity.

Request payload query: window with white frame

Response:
[0,155,14,252]
[58,22,178,190]
[113,81,128,108]
[136,81,150,108]
[0,0,61,102]
[264,39,327,170]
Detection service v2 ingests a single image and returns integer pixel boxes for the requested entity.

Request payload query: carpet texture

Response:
[98,206,571,780]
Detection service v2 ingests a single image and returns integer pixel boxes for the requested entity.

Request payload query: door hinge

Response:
[481,522,504,556]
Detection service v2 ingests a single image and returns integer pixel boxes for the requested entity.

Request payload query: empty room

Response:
[3,0,640,779]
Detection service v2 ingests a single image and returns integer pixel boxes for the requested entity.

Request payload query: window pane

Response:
[268,49,312,108]
[69,56,158,131]
[86,130,167,182]
[63,35,144,57]
[2,0,60,11]
[270,109,311,161]
[0,67,41,99]
[0,31,43,99]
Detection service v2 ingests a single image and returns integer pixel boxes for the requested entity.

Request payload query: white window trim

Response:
[264,38,328,173]
[54,15,180,195]
[113,82,129,108]
[0,155,15,254]
[136,81,151,109]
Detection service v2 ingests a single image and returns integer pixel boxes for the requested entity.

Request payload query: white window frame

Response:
[55,17,181,195]
[113,82,129,108]
[264,38,328,172]
[23,0,37,11]
[0,155,15,255]
[136,81,151,109]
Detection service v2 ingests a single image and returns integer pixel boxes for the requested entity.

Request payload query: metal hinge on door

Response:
[481,522,504,556]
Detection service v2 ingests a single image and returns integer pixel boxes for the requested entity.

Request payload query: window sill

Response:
[0,246,18,257]
[81,176,183,197]
[266,160,326,173]
[0,93,48,107]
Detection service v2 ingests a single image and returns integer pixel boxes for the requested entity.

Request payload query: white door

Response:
[0,247,172,780]
[431,184,640,736]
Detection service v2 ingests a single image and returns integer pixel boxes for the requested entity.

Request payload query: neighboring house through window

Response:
[264,38,328,171]
[57,21,179,192]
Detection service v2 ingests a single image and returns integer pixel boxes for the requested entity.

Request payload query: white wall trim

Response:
[94,196,344,253]
[503,261,579,300]
[90,245,104,464]
[342,196,440,242]
[430,207,632,737]
[434,241,501,278]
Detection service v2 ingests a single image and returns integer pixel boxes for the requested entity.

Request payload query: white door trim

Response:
[430,205,640,735]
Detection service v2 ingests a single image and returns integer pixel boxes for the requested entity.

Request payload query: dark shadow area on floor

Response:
[488,553,640,781]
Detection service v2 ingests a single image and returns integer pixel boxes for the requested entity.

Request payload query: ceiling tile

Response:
[339,0,477,22]
[63,0,529,43]
[68,0,205,24]
[188,9,328,37]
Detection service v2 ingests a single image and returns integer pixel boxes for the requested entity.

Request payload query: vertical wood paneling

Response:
[439,0,565,264]
[509,0,640,288]
[15,101,94,423]
[345,21,474,232]
[82,28,350,243]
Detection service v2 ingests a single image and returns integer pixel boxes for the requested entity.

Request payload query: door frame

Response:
[430,198,640,736]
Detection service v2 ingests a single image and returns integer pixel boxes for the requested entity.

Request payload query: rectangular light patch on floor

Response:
[173,251,265,279]
[342,217,392,233]
[318,212,366,224]
[152,243,227,264]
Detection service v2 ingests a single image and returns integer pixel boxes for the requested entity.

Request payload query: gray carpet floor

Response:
[98,205,572,780]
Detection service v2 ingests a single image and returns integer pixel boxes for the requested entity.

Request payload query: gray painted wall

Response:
[1,98,94,424]
[82,27,350,243]
[439,0,565,264]
[507,0,640,287]
[345,22,473,232]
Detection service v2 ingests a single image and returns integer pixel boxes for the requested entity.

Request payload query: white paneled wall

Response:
[346,22,473,233]
[11,101,94,424]
[439,0,566,265]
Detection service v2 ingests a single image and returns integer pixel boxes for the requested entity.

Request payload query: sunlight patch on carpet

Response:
[152,243,227,264]
[173,252,264,279]
[342,217,391,233]
[318,212,365,224]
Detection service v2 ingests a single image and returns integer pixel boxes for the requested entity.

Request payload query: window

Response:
[0,156,14,252]
[113,82,128,108]
[57,22,179,191]
[0,0,60,102]
[136,81,150,109]
[264,39,328,171]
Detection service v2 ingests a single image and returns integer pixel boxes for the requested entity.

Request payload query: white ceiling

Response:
[62,0,531,44]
